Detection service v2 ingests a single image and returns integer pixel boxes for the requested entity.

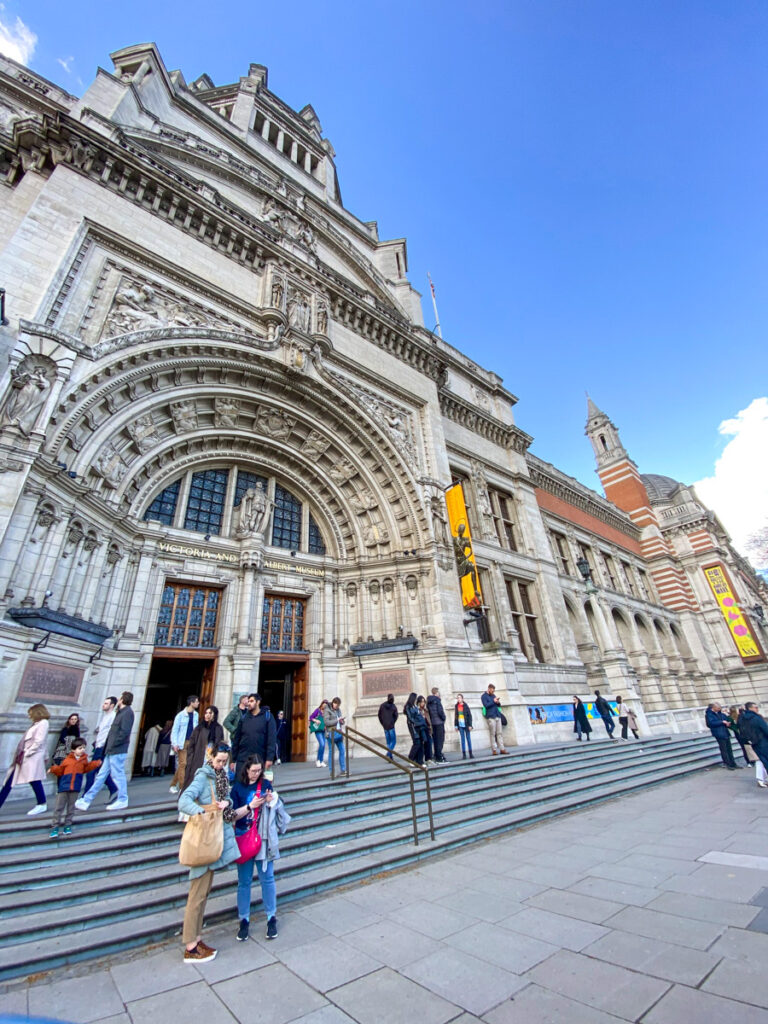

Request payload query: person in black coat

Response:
[705,702,740,769]
[454,695,473,759]
[594,690,616,740]
[737,703,768,774]
[404,692,427,766]
[231,693,277,775]
[573,697,591,742]
[427,688,447,763]
[183,705,225,789]
[378,694,398,760]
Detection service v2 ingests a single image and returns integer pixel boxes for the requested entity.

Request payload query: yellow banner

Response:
[703,564,762,662]
[445,483,483,609]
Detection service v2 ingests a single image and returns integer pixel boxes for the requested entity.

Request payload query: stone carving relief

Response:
[255,407,296,440]
[60,134,98,172]
[127,413,159,453]
[429,494,448,546]
[236,482,273,539]
[0,99,21,130]
[349,488,378,515]
[329,457,357,485]
[363,520,390,548]
[329,374,417,467]
[214,397,240,428]
[0,356,55,436]
[261,197,316,253]
[287,288,312,333]
[405,575,419,602]
[302,430,330,460]
[472,385,491,413]
[93,442,127,488]
[470,460,493,537]
[170,400,198,433]
[102,277,233,338]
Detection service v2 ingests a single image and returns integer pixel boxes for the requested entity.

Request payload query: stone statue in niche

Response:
[0,358,53,435]
[329,457,356,484]
[302,430,330,460]
[262,197,286,231]
[296,221,315,251]
[350,488,377,515]
[170,400,198,433]
[127,413,159,453]
[316,300,329,335]
[270,274,285,309]
[429,495,448,546]
[256,407,296,440]
[214,397,240,428]
[236,482,273,539]
[287,290,312,333]
[94,442,127,488]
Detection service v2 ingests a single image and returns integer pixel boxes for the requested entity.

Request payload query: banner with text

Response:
[703,563,764,663]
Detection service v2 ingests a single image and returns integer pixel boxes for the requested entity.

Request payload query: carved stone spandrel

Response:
[127,413,159,453]
[170,400,198,433]
[255,407,296,440]
[302,429,330,460]
[214,397,240,428]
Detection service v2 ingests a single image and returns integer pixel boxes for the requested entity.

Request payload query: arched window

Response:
[142,466,326,554]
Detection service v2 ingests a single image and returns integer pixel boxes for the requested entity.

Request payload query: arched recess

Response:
[653,618,676,658]
[634,613,654,656]
[611,608,634,654]
[584,600,603,652]
[44,334,430,559]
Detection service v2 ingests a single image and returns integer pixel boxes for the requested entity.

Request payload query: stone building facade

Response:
[0,43,765,771]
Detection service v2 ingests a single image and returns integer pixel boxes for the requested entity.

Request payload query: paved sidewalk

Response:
[6,764,768,1023]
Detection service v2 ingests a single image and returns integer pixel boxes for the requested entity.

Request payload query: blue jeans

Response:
[458,727,472,754]
[384,728,396,758]
[328,731,345,773]
[237,858,276,920]
[83,753,128,804]
[84,745,117,795]
[601,716,615,737]
[315,731,326,763]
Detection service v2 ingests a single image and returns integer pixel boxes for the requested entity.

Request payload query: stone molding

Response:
[527,454,640,539]
[439,390,532,452]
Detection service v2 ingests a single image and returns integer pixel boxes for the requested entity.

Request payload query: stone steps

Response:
[0,734,720,981]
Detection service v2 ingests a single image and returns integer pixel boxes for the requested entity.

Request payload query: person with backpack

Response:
[47,739,101,837]
[481,684,508,755]
[309,700,328,767]
[231,694,276,778]
[426,687,447,763]
[322,697,346,775]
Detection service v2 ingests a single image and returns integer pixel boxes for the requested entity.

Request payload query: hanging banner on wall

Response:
[703,563,764,663]
[445,483,483,609]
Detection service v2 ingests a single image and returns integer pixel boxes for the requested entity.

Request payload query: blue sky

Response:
[2,0,767,557]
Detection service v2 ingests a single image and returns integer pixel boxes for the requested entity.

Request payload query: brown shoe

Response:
[491,749,498,755]
[197,940,216,956]
[500,749,509,754]
[184,943,217,963]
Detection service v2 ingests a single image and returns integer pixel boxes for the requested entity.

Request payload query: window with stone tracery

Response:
[142,467,326,554]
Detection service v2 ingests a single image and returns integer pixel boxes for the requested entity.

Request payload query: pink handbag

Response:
[235,782,263,864]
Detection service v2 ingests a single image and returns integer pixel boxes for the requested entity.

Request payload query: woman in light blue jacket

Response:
[178,743,240,964]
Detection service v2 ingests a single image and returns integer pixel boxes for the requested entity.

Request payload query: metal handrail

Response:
[327,724,436,844]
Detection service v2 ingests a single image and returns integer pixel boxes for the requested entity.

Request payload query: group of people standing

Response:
[706,700,768,786]
[572,691,639,742]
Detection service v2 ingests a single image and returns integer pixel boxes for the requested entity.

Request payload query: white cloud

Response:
[694,397,768,564]
[0,12,37,65]
[57,56,73,74]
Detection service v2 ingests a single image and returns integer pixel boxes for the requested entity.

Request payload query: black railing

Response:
[327,724,436,845]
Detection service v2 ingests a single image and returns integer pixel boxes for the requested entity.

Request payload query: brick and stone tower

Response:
[585,398,698,612]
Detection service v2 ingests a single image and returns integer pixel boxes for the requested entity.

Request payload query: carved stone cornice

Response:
[3,110,444,384]
[527,454,640,539]
[439,391,532,452]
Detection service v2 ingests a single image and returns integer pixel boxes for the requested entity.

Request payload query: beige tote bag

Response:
[179,781,224,867]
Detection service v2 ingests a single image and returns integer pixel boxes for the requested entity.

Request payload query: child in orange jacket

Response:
[48,739,101,838]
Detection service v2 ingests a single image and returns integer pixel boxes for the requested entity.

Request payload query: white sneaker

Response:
[316,760,323,767]
[169,785,179,794]
[321,762,328,767]
[74,798,90,812]
[27,803,47,816]
[108,799,129,810]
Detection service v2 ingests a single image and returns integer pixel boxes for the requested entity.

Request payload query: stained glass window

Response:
[308,513,326,555]
[184,469,229,534]
[272,485,302,550]
[154,583,222,648]
[143,480,180,526]
[261,595,307,651]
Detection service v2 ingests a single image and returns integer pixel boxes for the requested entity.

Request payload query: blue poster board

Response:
[528,701,618,725]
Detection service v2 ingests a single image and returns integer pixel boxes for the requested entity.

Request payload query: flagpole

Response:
[427,272,442,338]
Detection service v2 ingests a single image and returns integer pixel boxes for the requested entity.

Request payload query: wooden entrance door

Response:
[291,662,308,760]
